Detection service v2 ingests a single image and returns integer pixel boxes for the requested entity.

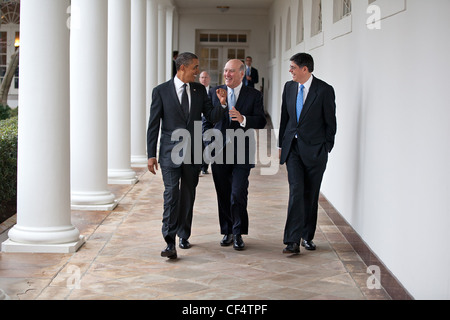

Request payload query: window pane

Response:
[210,48,218,59]
[228,34,237,42]
[237,49,245,60]
[219,34,228,42]
[209,34,218,42]
[199,33,209,42]
[238,34,247,43]
[200,48,210,59]
[228,49,236,59]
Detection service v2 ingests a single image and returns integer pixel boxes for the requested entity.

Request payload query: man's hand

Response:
[216,88,227,106]
[229,107,244,124]
[148,158,158,175]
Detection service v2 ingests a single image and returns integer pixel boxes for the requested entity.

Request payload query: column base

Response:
[71,191,117,211]
[108,169,138,185]
[1,235,85,254]
[131,155,148,168]
[71,202,118,211]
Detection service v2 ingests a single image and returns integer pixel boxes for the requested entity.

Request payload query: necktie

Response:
[296,84,305,123]
[228,88,235,123]
[246,67,250,85]
[181,83,189,119]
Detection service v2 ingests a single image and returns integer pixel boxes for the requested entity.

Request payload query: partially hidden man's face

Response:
[199,72,210,87]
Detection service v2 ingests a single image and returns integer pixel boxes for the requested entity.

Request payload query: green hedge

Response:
[0,116,18,205]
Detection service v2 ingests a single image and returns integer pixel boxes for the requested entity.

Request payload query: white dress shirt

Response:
[174,75,191,110]
[227,82,246,127]
[300,74,314,103]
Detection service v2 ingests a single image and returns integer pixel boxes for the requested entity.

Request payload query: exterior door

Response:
[197,30,248,88]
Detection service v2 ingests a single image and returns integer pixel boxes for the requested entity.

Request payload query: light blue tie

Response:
[296,84,305,123]
[246,67,250,85]
[229,88,235,123]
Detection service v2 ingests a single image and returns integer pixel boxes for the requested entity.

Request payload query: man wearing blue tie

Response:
[278,53,337,255]
[243,56,259,88]
[208,59,266,250]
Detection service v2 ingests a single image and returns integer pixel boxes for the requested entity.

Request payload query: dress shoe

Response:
[179,238,191,249]
[161,243,177,259]
[301,239,316,251]
[220,234,233,247]
[283,243,300,254]
[233,234,245,251]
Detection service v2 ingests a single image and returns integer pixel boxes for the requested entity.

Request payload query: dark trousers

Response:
[211,163,251,235]
[284,140,327,244]
[161,164,200,244]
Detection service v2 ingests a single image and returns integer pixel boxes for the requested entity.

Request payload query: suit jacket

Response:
[209,84,267,168]
[147,79,226,168]
[244,67,259,88]
[278,76,337,165]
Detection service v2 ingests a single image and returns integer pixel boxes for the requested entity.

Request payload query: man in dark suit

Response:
[147,52,227,259]
[208,59,266,250]
[243,56,259,88]
[278,53,337,254]
[199,71,213,175]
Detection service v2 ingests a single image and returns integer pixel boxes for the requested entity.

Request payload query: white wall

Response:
[268,0,450,299]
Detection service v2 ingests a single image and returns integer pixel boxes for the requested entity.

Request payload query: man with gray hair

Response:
[208,59,266,250]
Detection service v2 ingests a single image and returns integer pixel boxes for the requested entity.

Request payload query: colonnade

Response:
[2,0,174,253]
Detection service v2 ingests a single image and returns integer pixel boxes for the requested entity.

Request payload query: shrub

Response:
[0,104,12,120]
[0,116,18,205]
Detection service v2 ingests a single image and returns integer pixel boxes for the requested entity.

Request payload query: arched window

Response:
[285,7,291,51]
[1,0,20,25]
[311,0,322,37]
[333,0,352,23]
[297,0,304,44]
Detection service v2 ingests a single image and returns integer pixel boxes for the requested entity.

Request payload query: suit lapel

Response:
[299,77,318,123]
[187,83,199,123]
[235,85,248,113]
[290,82,299,122]
[168,79,187,121]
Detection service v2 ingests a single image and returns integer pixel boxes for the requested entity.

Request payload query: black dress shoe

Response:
[301,239,316,251]
[233,234,245,251]
[161,243,177,259]
[179,238,191,249]
[283,243,300,254]
[220,234,233,247]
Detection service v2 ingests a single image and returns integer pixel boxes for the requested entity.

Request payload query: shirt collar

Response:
[300,74,314,91]
[174,75,188,89]
[228,82,243,96]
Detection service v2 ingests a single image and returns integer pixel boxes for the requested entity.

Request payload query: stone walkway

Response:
[0,165,391,300]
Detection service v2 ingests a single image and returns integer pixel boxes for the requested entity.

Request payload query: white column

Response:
[165,6,174,81]
[2,0,84,253]
[130,0,148,167]
[157,2,167,84]
[108,0,138,184]
[146,0,158,121]
[70,0,117,210]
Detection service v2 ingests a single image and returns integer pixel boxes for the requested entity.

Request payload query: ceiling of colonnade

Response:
[173,0,274,11]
